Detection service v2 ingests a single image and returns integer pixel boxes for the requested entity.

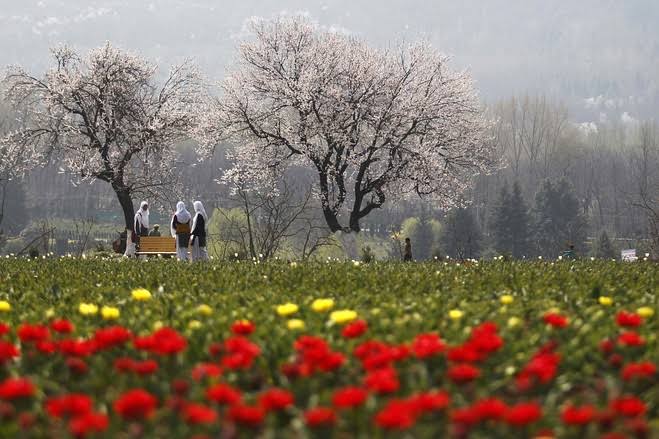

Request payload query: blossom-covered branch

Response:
[2,43,205,229]
[200,17,497,233]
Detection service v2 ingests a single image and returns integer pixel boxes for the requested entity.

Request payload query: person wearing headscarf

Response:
[171,201,192,261]
[134,201,150,238]
[189,200,209,262]
[125,201,149,257]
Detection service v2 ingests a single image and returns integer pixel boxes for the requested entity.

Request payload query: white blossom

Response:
[2,42,205,227]
[199,17,497,232]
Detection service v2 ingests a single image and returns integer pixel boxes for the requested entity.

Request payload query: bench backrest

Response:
[138,236,176,253]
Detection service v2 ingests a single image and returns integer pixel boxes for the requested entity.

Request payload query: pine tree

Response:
[594,230,616,259]
[440,207,482,259]
[532,178,588,258]
[0,180,28,235]
[490,181,532,258]
[490,182,513,256]
[509,181,532,258]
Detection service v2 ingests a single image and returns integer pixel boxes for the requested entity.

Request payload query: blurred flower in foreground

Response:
[276,303,299,317]
[131,288,152,301]
[330,310,357,325]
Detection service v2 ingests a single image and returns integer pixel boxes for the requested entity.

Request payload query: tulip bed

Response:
[0,258,657,438]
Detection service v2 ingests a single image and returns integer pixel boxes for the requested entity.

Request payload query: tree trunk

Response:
[336,230,359,260]
[321,205,344,233]
[113,185,135,231]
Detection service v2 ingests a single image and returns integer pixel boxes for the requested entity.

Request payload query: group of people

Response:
[127,200,208,261]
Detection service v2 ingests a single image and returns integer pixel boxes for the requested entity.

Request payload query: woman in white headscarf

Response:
[170,201,192,261]
[125,201,149,258]
[135,201,150,237]
[189,200,209,262]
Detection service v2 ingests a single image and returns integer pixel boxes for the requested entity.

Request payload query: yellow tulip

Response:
[153,321,164,330]
[0,300,10,312]
[330,310,357,324]
[500,295,514,305]
[507,316,522,328]
[78,303,98,316]
[287,319,305,330]
[188,320,202,329]
[637,306,654,318]
[101,306,120,320]
[197,304,213,316]
[449,309,464,320]
[276,303,299,317]
[598,296,613,306]
[311,298,335,312]
[131,288,152,301]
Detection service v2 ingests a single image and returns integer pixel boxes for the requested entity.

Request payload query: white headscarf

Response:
[171,201,191,237]
[135,201,149,229]
[193,201,207,221]
[192,200,208,233]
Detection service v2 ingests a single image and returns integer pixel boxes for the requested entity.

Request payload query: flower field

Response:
[0,259,657,438]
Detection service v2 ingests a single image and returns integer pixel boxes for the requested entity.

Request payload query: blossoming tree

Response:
[201,17,496,233]
[2,43,204,230]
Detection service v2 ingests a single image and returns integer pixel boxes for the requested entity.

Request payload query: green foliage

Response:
[490,181,533,258]
[533,178,588,258]
[206,207,248,260]
[440,207,482,259]
[400,212,441,260]
[360,245,375,263]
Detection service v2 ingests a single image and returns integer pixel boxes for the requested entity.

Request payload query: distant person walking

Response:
[148,224,161,236]
[190,201,209,262]
[403,237,413,262]
[171,201,192,261]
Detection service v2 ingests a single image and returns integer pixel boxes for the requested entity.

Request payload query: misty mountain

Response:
[1,1,658,121]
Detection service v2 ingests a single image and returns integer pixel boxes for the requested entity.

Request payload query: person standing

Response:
[403,237,413,262]
[190,201,209,262]
[171,201,191,261]
[134,201,150,239]
[124,201,149,258]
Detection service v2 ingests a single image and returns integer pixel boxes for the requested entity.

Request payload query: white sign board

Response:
[621,249,637,262]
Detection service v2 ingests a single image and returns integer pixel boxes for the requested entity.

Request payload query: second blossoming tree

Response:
[199,16,497,233]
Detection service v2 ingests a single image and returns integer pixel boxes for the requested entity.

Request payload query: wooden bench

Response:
[136,236,177,256]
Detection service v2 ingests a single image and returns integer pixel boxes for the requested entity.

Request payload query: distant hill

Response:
[2,0,658,122]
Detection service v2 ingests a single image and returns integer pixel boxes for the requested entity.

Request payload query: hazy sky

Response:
[2,0,658,119]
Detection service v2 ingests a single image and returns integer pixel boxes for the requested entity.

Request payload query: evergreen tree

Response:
[490,182,513,256]
[532,178,588,258]
[509,181,533,258]
[594,230,616,259]
[440,207,482,259]
[490,181,532,258]
[0,180,28,236]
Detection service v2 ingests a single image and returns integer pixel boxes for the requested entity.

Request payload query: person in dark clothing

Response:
[403,237,413,262]
[148,224,161,236]
[189,200,209,261]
